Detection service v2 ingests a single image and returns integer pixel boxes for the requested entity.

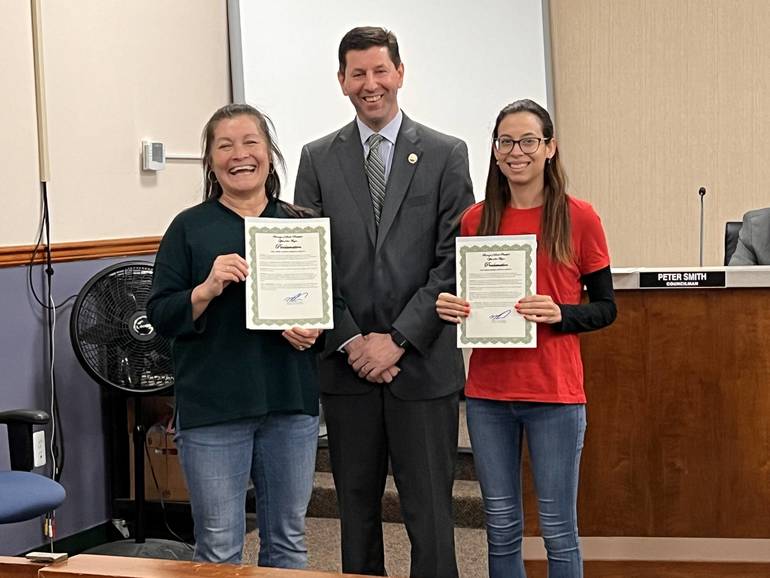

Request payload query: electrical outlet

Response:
[33,430,46,468]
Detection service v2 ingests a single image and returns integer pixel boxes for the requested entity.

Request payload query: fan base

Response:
[83,538,193,560]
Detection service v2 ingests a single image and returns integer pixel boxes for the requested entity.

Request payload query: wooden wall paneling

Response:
[645,291,722,537]
[577,289,655,536]
[549,0,770,267]
[577,289,770,538]
[710,289,770,536]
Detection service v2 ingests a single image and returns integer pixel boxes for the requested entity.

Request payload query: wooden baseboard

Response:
[525,560,770,577]
[523,536,770,563]
[0,237,160,268]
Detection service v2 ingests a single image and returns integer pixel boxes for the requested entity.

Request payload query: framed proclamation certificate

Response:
[456,235,537,348]
[244,217,334,330]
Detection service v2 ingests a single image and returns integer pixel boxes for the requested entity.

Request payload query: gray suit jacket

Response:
[729,208,770,265]
[294,114,474,400]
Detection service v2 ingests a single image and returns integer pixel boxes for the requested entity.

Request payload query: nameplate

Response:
[639,271,726,288]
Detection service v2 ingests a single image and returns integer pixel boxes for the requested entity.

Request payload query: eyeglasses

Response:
[493,136,550,155]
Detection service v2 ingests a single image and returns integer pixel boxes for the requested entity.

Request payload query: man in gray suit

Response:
[729,207,770,265]
[294,26,473,578]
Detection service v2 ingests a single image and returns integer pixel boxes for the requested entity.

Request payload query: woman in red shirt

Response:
[437,99,616,578]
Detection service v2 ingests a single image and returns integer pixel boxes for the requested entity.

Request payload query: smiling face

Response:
[209,114,271,199]
[494,111,556,194]
[338,46,404,131]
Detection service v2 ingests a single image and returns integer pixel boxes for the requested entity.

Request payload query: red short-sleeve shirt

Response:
[460,196,610,403]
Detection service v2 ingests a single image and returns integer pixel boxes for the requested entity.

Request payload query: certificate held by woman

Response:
[245,216,334,330]
[455,234,537,348]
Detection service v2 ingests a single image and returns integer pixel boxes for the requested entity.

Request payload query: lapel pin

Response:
[408,153,418,165]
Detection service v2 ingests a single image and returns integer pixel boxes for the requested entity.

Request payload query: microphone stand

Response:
[699,187,707,266]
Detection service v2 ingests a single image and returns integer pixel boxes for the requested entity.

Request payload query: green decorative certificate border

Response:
[458,243,535,346]
[247,224,332,327]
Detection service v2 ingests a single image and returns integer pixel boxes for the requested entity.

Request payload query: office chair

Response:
[0,409,65,523]
[724,221,743,265]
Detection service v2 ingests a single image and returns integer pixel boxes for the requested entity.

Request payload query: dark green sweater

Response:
[147,198,320,430]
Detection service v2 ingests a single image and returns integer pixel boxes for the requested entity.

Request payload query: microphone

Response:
[698,187,707,266]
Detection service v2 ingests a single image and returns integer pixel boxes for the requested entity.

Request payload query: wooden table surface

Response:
[34,554,374,578]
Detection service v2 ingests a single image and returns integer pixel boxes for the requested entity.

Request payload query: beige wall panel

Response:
[550,0,770,266]
[1,2,42,245]
[37,0,229,243]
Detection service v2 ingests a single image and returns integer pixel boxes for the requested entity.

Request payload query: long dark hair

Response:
[201,103,286,201]
[477,99,572,264]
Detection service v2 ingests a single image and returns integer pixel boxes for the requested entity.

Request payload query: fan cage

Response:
[70,261,174,395]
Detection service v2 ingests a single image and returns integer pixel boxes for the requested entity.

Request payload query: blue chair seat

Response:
[0,471,66,523]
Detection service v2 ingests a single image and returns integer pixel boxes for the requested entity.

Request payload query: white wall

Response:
[0,0,231,246]
[1,0,43,246]
[234,0,551,202]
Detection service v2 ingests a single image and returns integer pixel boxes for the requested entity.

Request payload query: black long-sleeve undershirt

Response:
[554,266,617,333]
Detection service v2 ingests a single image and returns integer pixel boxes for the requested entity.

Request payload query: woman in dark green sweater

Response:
[148,104,323,568]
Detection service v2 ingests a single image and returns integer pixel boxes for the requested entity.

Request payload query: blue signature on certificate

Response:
[489,309,512,320]
[284,292,309,304]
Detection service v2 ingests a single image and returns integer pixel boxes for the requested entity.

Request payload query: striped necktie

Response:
[365,133,386,225]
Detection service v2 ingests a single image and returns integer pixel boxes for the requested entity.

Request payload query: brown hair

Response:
[477,99,572,264]
[338,27,401,74]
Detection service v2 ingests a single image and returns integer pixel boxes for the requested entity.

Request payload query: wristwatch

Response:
[390,328,410,350]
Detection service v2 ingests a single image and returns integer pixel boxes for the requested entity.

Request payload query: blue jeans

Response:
[175,413,319,567]
[466,399,586,578]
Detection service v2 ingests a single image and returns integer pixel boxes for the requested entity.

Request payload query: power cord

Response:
[29,183,67,550]
[27,189,77,310]
[33,185,65,484]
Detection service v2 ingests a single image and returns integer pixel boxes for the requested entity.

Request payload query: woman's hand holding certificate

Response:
[515,294,562,324]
